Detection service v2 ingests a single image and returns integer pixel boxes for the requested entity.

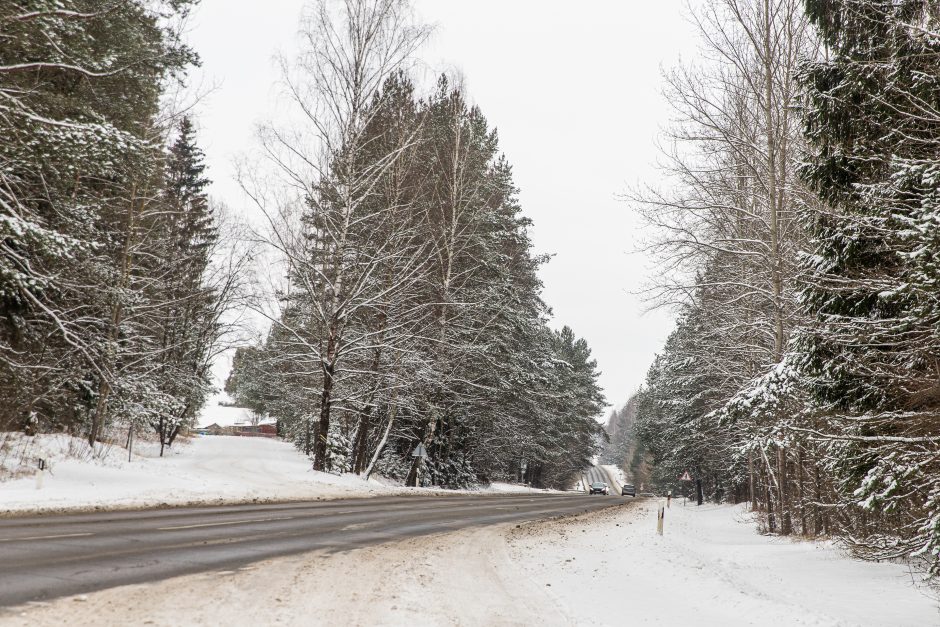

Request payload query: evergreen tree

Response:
[233,71,609,489]
[149,117,220,454]
[799,0,940,571]
[0,1,199,437]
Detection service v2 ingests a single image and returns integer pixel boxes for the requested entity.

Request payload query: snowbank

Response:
[508,500,940,626]
[0,434,406,514]
[0,432,560,514]
[484,481,543,493]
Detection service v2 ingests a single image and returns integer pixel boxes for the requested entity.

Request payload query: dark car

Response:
[589,482,609,495]
[621,483,637,497]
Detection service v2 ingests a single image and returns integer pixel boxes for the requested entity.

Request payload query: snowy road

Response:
[584,464,624,494]
[0,493,633,608]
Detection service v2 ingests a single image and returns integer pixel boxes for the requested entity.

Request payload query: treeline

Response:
[628,0,940,574]
[0,2,242,453]
[601,395,651,488]
[224,0,606,489]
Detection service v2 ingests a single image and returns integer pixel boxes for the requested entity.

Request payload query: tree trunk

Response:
[351,345,383,474]
[313,328,338,471]
[796,444,807,535]
[748,450,757,511]
[313,364,334,471]
[351,405,372,474]
[777,445,791,535]
[364,401,397,480]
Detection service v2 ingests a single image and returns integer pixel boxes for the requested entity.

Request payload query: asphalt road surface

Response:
[0,493,630,608]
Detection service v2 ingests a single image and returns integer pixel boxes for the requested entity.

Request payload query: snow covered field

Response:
[6,499,936,626]
[0,433,551,514]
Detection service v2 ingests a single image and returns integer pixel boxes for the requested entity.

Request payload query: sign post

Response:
[679,471,693,506]
[410,443,428,486]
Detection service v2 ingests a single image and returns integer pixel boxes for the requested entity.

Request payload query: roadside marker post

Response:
[656,506,664,535]
[35,458,46,490]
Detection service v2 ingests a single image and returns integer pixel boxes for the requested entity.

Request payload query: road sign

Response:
[679,471,693,481]
[411,443,428,458]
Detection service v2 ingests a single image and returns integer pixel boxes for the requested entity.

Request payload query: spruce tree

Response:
[149,117,219,454]
[800,0,940,571]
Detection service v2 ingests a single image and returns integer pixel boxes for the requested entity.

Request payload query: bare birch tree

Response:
[245,0,431,471]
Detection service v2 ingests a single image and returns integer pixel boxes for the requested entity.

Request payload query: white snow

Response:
[195,399,262,428]
[0,434,404,513]
[0,432,560,514]
[485,481,550,493]
[600,463,626,490]
[509,499,940,626]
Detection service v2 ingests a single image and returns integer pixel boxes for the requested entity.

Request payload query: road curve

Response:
[0,493,632,608]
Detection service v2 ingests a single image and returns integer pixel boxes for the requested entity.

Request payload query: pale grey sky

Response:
[187,1,697,410]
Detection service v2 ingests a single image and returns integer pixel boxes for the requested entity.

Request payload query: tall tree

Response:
[248,0,431,471]
[0,0,200,438]
[629,0,819,532]
[148,117,224,455]
[799,0,940,572]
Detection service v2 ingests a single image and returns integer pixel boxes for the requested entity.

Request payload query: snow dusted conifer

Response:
[232,24,608,489]
[147,117,228,455]
[630,0,819,531]
[246,0,432,471]
[0,1,200,437]
[799,0,940,572]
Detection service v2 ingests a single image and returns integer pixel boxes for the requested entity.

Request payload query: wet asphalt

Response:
[0,492,630,608]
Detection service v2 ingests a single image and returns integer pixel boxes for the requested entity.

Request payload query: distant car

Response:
[621,483,636,497]
[589,482,609,495]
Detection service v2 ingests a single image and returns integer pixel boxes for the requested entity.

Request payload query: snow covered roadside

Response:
[508,500,940,626]
[5,499,936,626]
[0,433,555,515]
[0,435,398,514]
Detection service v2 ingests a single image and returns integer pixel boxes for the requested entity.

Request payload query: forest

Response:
[0,1,606,489]
[611,0,940,576]
[0,1,248,455]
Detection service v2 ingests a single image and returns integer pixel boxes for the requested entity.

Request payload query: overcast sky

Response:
[186,1,698,412]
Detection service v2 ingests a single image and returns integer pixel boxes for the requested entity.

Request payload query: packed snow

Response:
[6,498,936,626]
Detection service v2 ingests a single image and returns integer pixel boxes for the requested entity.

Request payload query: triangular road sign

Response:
[411,443,428,458]
[679,471,693,481]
